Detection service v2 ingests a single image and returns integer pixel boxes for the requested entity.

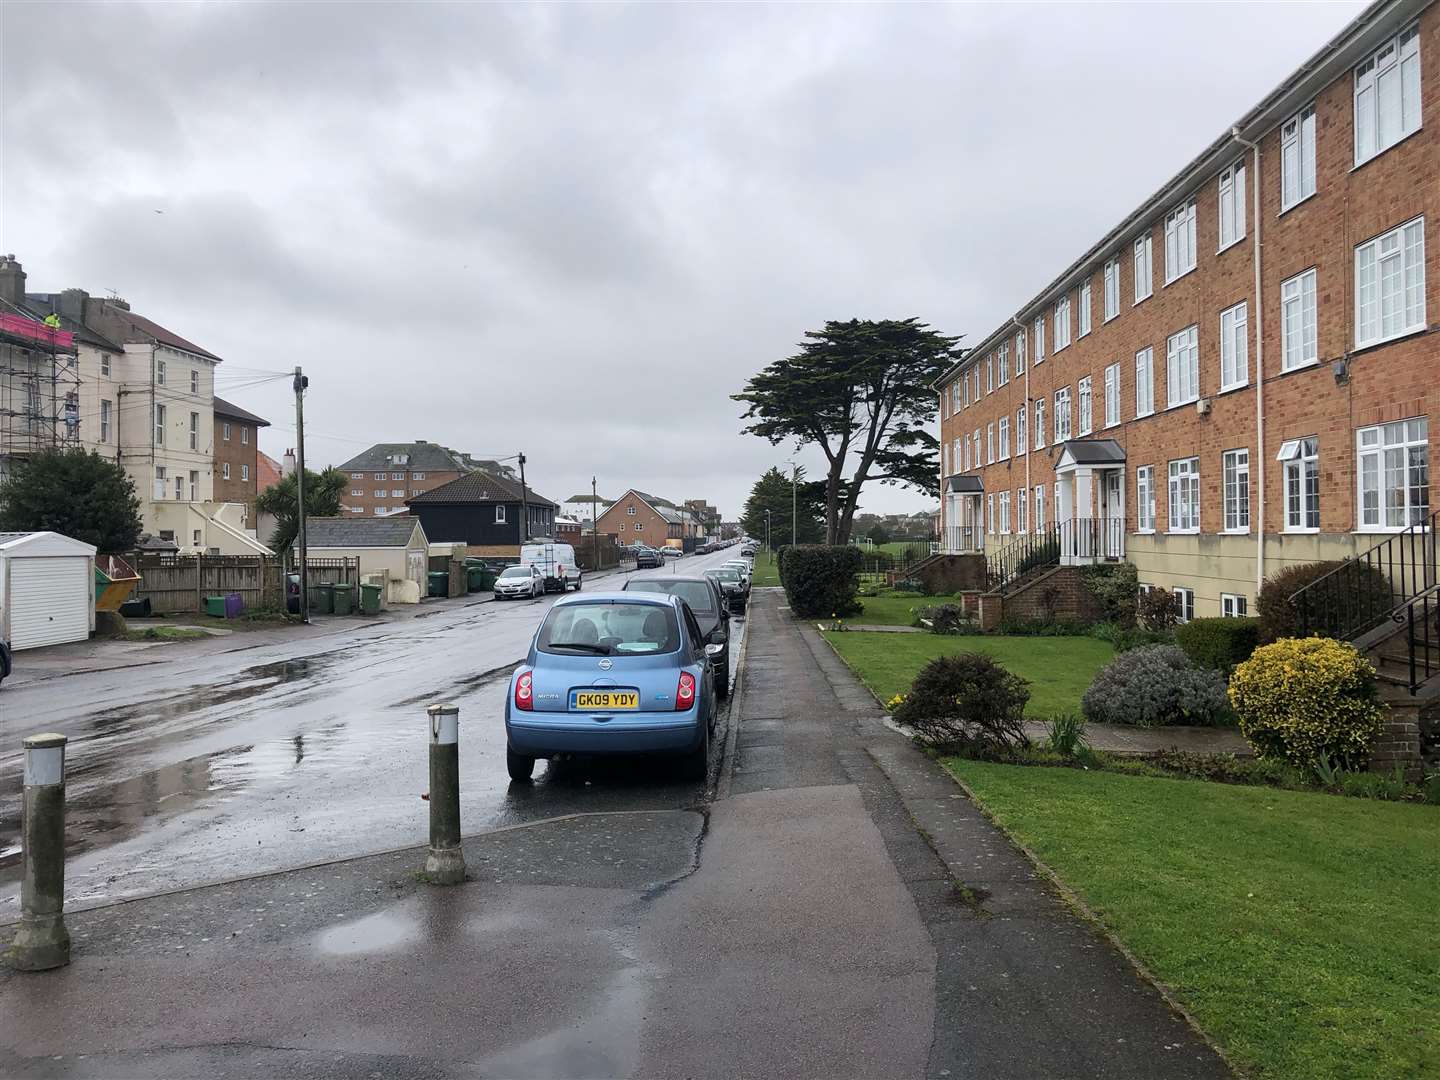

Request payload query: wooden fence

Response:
[133,554,359,614]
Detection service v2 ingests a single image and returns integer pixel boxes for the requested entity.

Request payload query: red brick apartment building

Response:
[936,0,1436,621]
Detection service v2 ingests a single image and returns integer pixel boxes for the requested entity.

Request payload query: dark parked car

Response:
[634,546,664,569]
[704,567,749,614]
[623,576,731,697]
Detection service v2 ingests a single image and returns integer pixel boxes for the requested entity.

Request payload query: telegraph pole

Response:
[293,366,309,624]
[591,475,600,570]
[518,452,530,542]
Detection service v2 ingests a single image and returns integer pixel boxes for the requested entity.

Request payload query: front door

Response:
[1101,471,1124,559]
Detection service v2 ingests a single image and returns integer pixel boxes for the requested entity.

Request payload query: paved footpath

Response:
[0,588,1230,1079]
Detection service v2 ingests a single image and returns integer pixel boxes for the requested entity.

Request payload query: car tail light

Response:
[675,671,696,710]
[514,671,534,711]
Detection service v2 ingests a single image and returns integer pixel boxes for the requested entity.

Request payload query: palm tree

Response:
[255,467,348,560]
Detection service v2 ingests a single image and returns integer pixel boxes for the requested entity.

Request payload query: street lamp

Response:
[764,508,772,555]
[785,458,798,548]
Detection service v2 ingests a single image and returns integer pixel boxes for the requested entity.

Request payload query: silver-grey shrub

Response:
[1081,644,1231,727]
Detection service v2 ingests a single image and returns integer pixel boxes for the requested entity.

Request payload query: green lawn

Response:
[948,761,1440,1080]
[750,551,781,587]
[852,594,936,626]
[824,631,1112,716]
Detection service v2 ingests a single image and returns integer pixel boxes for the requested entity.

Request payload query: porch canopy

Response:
[1054,438,1125,472]
[945,475,985,493]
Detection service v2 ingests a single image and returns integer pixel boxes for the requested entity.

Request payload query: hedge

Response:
[1256,560,1391,643]
[1175,617,1261,672]
[779,544,863,618]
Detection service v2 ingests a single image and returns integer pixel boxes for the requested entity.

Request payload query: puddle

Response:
[316,907,420,957]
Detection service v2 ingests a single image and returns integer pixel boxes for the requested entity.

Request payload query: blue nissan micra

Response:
[505,592,721,782]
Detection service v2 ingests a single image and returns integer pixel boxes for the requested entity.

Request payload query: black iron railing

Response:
[1402,586,1439,693]
[986,524,1060,594]
[1292,508,1437,693]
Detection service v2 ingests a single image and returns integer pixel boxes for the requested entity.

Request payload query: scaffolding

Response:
[0,312,83,480]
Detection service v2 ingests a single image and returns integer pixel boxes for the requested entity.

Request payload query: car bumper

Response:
[507,709,703,756]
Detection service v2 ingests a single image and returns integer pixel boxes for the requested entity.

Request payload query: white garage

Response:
[0,532,97,651]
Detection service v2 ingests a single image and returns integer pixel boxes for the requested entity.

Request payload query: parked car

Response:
[622,576,731,697]
[634,546,664,569]
[0,640,10,688]
[721,559,752,586]
[740,543,758,557]
[660,546,683,559]
[704,567,749,613]
[521,541,582,592]
[504,593,721,782]
[494,564,545,600]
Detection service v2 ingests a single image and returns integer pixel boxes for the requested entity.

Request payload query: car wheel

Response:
[507,746,536,783]
[683,722,709,782]
[573,576,582,592]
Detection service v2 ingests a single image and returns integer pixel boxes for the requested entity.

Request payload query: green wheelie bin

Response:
[331,583,354,615]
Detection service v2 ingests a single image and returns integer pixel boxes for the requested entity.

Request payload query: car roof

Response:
[551,590,679,609]
[623,576,717,590]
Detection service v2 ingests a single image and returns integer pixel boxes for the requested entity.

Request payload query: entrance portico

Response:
[1053,439,1126,564]
[942,475,984,553]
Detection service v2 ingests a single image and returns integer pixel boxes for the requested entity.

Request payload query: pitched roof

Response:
[1055,439,1126,467]
[102,304,222,361]
[212,396,270,427]
[564,493,618,505]
[303,516,424,549]
[406,469,557,509]
[20,295,123,352]
[256,451,283,492]
[337,441,484,474]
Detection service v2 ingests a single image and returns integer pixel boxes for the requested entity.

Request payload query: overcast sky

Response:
[1,0,1367,518]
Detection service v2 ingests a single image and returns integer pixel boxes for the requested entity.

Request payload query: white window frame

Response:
[1136,466,1155,533]
[1166,325,1200,408]
[1278,437,1320,533]
[391,489,405,498]
[987,494,995,535]
[1104,363,1120,428]
[242,465,250,482]
[1281,103,1317,211]
[154,466,167,501]
[100,354,111,377]
[1222,448,1250,533]
[241,427,249,445]
[1033,398,1046,449]
[190,369,199,394]
[223,422,232,441]
[998,416,1010,460]
[1133,234,1153,303]
[962,437,970,472]
[972,368,980,401]
[351,472,364,480]
[156,359,167,386]
[1221,593,1248,618]
[1173,587,1195,624]
[986,423,995,464]
[1167,457,1200,533]
[189,411,199,451]
[414,472,426,480]
[1017,488,1028,533]
[1033,316,1045,364]
[1016,328,1027,373]
[961,376,969,410]
[1220,301,1249,391]
[496,505,508,524]
[1077,376,1093,436]
[1356,417,1429,531]
[1355,217,1426,349]
[986,354,994,393]
[1103,256,1120,320]
[1078,281,1092,337]
[1054,295,1071,352]
[373,489,386,498]
[351,488,363,497]
[1281,268,1319,370]
[1135,346,1154,418]
[998,491,1011,535]
[1217,160,1246,252]
[154,403,166,446]
[627,505,636,515]
[100,399,111,442]
[999,343,1010,386]
[1016,406,1027,455]
[1353,23,1421,167]
[1164,198,1197,284]
[222,462,231,481]
[1054,386,1072,442]
[1034,485,1046,530]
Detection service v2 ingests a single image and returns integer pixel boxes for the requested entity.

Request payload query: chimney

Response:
[282,448,296,476]
[0,255,26,308]
[57,288,90,326]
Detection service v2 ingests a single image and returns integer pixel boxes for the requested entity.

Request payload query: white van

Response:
[520,540,582,593]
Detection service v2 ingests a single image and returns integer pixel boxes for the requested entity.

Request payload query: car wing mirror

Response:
[704,642,724,657]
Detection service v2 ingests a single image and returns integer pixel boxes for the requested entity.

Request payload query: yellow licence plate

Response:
[571,690,640,711]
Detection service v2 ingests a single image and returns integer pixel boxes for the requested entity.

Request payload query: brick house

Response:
[212,397,269,520]
[336,441,516,518]
[595,489,695,548]
[935,0,1437,622]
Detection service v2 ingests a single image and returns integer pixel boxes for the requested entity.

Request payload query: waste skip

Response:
[331,583,354,615]
[428,571,449,598]
[203,595,227,618]
[359,582,382,615]
[311,583,335,614]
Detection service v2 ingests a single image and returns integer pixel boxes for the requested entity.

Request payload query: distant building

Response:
[595,490,704,548]
[212,397,270,529]
[337,441,517,518]
[406,469,558,556]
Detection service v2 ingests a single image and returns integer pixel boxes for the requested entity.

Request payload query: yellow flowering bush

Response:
[885,693,907,712]
[1228,636,1385,771]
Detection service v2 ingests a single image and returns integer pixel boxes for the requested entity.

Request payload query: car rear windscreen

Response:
[538,601,680,655]
[625,580,715,614]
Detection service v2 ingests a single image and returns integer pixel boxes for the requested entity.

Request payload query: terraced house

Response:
[935,0,1436,622]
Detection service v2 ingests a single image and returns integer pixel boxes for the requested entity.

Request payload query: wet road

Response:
[0,547,750,914]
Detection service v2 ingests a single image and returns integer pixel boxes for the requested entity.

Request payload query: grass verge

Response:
[947,759,1440,1080]
[124,626,210,643]
[824,631,1112,716]
[750,551,781,588]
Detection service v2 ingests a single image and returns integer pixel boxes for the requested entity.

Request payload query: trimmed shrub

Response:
[1175,617,1262,672]
[1081,644,1231,727]
[923,603,968,634]
[1090,622,1174,652]
[892,653,1031,754]
[1080,563,1139,627]
[778,544,863,618]
[1228,637,1385,772]
[1255,560,1391,644]
[1136,588,1181,632]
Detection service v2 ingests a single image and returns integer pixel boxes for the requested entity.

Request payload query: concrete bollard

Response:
[7,733,71,971]
[424,704,465,885]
